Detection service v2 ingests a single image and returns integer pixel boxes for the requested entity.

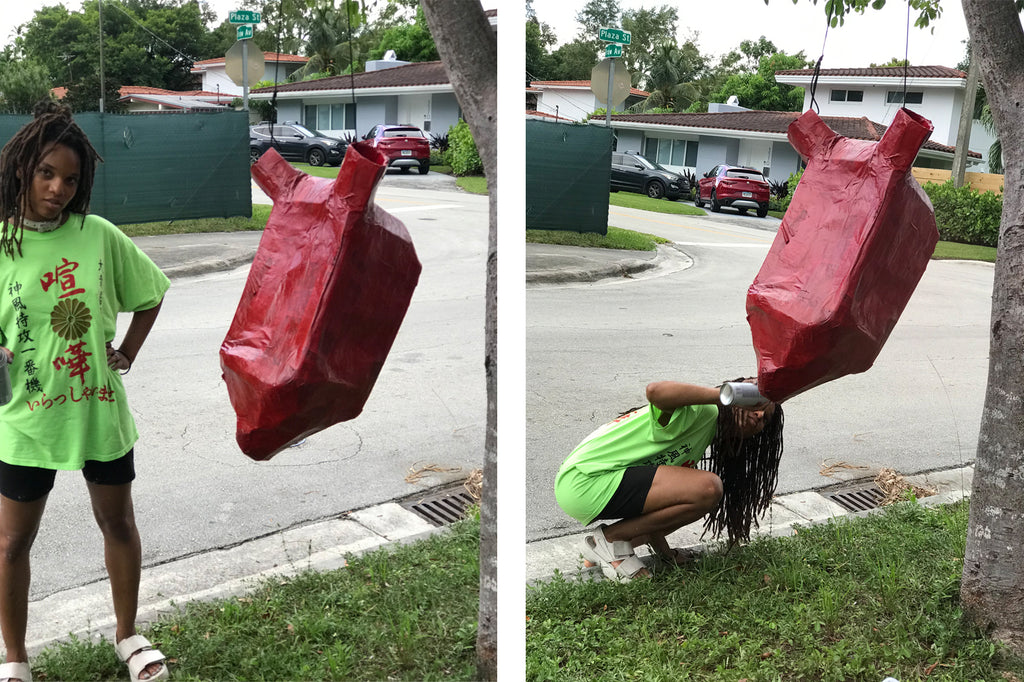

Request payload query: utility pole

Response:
[98,0,105,113]
[952,58,980,187]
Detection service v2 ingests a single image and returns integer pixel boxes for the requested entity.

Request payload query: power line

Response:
[103,0,199,64]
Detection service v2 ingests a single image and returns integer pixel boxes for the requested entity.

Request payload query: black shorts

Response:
[594,464,658,521]
[0,449,136,503]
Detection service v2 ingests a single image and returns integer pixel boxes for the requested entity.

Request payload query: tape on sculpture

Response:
[221,143,422,460]
[747,108,939,403]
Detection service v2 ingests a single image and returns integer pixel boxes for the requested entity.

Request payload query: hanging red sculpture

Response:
[221,142,422,460]
[747,108,939,403]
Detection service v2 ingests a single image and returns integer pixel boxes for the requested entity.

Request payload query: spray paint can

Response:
[719,381,765,407]
[0,356,11,406]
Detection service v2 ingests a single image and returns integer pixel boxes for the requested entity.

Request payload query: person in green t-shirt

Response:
[0,103,169,682]
[554,380,784,582]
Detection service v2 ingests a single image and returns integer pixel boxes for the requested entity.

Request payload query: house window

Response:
[304,103,356,131]
[886,91,923,104]
[645,137,699,167]
[830,89,864,102]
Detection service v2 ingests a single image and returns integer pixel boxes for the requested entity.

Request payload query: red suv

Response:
[695,164,771,217]
[363,124,430,174]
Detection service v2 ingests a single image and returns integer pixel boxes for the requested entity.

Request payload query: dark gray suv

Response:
[249,122,347,166]
[610,151,688,200]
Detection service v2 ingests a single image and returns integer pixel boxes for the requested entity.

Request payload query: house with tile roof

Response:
[248,60,460,139]
[117,86,233,112]
[190,52,308,99]
[593,65,986,180]
[601,109,980,182]
[528,80,650,122]
[774,65,995,166]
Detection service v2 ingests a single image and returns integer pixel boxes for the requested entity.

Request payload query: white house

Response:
[596,109,977,182]
[117,86,232,113]
[190,52,309,99]
[775,65,996,170]
[528,80,650,122]
[248,60,461,140]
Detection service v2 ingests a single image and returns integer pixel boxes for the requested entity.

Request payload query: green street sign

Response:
[598,27,631,45]
[605,44,622,58]
[229,10,261,24]
[236,25,253,40]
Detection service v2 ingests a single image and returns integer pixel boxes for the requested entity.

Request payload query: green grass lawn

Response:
[33,516,481,682]
[610,191,705,215]
[526,226,670,251]
[527,501,1024,681]
[117,205,271,237]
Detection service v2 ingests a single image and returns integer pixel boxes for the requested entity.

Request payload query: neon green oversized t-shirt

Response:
[554,403,719,525]
[0,213,170,470]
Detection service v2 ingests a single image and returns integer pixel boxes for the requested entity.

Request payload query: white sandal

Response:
[116,635,169,682]
[581,523,649,582]
[0,661,32,682]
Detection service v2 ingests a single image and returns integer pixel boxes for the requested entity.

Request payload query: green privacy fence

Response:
[0,111,251,224]
[526,120,612,235]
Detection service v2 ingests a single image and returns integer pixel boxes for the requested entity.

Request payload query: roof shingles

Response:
[608,111,979,157]
[252,61,450,93]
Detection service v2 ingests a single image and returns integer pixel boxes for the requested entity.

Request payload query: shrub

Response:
[444,119,483,176]
[774,166,804,214]
[429,132,449,151]
[922,180,1002,247]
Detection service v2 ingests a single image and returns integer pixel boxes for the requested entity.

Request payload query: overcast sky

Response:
[530,0,971,70]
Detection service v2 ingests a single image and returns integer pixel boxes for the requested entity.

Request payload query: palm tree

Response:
[630,42,700,112]
[293,0,365,78]
[979,102,1003,174]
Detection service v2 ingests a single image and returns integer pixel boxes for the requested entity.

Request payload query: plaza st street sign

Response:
[598,27,631,45]
[229,9,261,24]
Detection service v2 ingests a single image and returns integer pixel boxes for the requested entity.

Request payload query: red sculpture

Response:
[747,108,939,403]
[221,142,422,460]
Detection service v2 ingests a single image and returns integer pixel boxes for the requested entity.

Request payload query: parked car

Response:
[610,151,688,200]
[695,164,771,217]
[363,124,431,174]
[249,122,346,167]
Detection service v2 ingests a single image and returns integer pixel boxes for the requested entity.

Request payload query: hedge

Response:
[775,173,1001,247]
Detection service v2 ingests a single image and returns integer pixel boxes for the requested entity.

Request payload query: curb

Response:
[526,244,687,285]
[26,503,442,656]
[526,466,973,586]
[160,254,256,280]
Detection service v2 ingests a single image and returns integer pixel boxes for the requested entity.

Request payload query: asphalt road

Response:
[526,206,993,542]
[28,182,488,600]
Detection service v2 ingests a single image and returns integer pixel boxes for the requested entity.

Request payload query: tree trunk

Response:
[959,0,1024,654]
[418,1,498,679]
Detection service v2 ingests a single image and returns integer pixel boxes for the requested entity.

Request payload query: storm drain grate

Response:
[828,485,886,512]
[402,486,476,527]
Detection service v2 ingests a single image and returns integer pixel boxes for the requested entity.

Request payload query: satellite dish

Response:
[383,49,397,61]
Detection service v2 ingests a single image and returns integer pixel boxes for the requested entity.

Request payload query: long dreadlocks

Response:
[701,391,785,546]
[0,101,102,258]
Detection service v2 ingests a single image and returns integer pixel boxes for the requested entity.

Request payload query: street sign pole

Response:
[242,39,249,110]
[605,59,614,126]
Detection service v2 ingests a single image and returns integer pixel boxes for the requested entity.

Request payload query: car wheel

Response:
[710,191,721,212]
[307,148,326,166]
[694,191,703,208]
[418,163,429,175]
[249,148,262,166]
[646,180,666,199]
[757,206,769,218]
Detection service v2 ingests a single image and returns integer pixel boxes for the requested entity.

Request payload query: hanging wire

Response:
[808,3,833,113]
[902,0,911,107]
[345,0,357,137]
